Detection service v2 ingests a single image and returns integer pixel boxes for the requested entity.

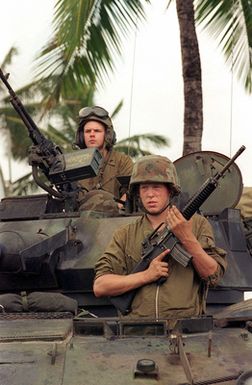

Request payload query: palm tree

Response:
[2,0,251,182]
[175,0,203,154]
[1,59,169,164]
[0,48,96,161]
[0,47,97,194]
[115,134,170,158]
[0,50,170,195]
[175,0,252,153]
[195,0,252,92]
[0,47,32,160]
[34,0,252,154]
[33,0,149,111]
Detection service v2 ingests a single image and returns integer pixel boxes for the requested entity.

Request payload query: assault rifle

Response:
[0,68,102,211]
[110,145,246,315]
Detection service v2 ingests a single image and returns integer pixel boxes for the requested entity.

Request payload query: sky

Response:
[0,0,251,190]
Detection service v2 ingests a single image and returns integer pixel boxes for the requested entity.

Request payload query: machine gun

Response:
[110,145,246,315]
[0,68,102,211]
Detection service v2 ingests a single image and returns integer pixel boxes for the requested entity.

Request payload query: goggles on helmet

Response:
[79,106,109,120]
[76,106,116,150]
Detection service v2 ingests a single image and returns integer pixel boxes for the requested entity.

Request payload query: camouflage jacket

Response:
[95,214,227,320]
[78,149,133,200]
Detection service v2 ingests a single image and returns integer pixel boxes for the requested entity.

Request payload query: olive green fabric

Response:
[235,186,252,218]
[78,149,133,200]
[0,292,77,314]
[95,214,227,320]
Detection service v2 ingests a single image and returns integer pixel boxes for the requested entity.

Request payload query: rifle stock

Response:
[110,146,246,315]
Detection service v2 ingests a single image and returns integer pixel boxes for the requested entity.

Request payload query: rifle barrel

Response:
[216,145,246,179]
[110,145,246,314]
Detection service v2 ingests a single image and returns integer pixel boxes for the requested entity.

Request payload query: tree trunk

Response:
[176,0,203,155]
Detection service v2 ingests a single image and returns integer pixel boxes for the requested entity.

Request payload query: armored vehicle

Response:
[0,69,252,385]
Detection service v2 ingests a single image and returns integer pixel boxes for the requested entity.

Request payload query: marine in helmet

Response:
[93,155,227,321]
[75,106,133,206]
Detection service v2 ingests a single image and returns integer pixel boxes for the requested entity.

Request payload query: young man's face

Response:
[139,183,170,215]
[83,121,106,150]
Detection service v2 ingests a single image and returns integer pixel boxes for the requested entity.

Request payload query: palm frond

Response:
[115,133,170,159]
[34,0,149,107]
[195,0,252,92]
[0,47,19,71]
[11,172,41,196]
[0,47,19,93]
[110,99,123,118]
[116,133,170,147]
[115,145,152,158]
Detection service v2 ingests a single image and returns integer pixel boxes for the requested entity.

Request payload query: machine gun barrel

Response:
[0,68,102,209]
[0,67,60,158]
[110,146,246,315]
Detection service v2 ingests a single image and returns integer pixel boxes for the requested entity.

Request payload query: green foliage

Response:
[0,48,169,195]
[115,133,170,159]
[11,171,39,196]
[34,0,150,108]
[3,0,251,193]
[195,0,252,92]
[11,131,169,196]
[39,0,252,96]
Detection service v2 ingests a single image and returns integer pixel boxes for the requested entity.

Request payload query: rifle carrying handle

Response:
[109,146,246,314]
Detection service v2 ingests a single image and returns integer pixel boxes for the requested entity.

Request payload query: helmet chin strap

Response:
[139,198,170,216]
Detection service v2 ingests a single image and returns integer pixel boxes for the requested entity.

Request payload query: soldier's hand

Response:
[166,205,193,242]
[144,249,170,283]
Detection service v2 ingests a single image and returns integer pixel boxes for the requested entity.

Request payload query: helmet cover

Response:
[129,155,181,197]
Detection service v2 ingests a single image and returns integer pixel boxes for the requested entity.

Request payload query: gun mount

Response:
[0,67,102,211]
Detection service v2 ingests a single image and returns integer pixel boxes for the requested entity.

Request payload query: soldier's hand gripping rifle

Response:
[0,68,102,209]
[110,145,246,315]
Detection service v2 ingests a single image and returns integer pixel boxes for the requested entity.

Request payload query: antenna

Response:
[127,19,138,156]
[228,0,235,157]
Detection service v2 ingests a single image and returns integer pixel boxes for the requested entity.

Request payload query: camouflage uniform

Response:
[79,189,121,216]
[94,154,227,320]
[78,149,133,200]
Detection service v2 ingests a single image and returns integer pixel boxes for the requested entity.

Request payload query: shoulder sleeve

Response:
[116,152,134,196]
[118,152,134,175]
[94,225,129,280]
[192,214,227,286]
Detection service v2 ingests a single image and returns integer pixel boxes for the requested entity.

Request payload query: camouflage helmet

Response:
[129,155,181,197]
[75,106,116,150]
